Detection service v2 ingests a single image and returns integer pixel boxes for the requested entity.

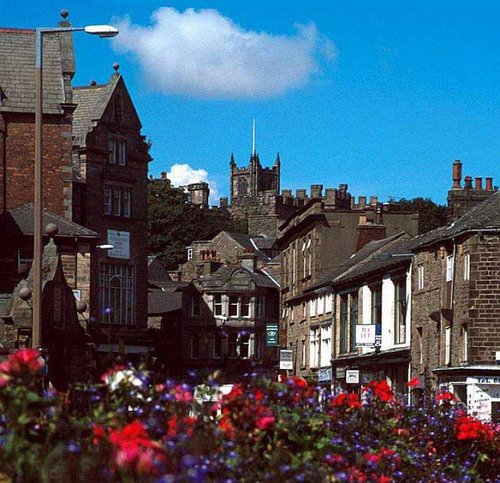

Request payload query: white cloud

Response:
[112,7,335,99]
[167,163,219,203]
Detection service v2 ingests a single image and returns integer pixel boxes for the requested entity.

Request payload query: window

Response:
[228,332,251,358]
[237,178,248,196]
[350,293,358,352]
[187,247,193,261]
[17,248,33,271]
[114,94,124,123]
[371,285,382,348]
[100,263,135,325]
[302,239,307,279]
[325,292,333,313]
[417,264,425,290]
[461,324,468,362]
[320,325,331,367]
[301,339,306,367]
[228,296,238,317]
[109,139,126,166]
[416,327,423,364]
[256,296,266,318]
[394,278,407,344]
[445,326,453,364]
[213,294,223,316]
[317,295,325,315]
[446,255,454,282]
[240,296,251,318]
[191,295,200,317]
[228,333,238,358]
[309,328,319,369]
[189,334,200,359]
[464,253,470,281]
[340,295,349,354]
[105,185,132,218]
[309,299,317,318]
[239,334,250,358]
[291,244,296,285]
[213,333,222,358]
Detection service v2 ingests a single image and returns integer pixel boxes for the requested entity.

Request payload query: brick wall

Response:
[0,112,73,217]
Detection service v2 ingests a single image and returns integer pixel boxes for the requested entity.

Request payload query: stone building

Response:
[279,189,419,378]
[410,192,500,421]
[447,160,497,221]
[72,65,152,357]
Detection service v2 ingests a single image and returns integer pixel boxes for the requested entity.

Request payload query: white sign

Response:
[279,349,293,370]
[356,325,376,346]
[346,369,360,384]
[107,230,130,259]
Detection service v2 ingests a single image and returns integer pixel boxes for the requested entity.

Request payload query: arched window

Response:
[237,178,248,197]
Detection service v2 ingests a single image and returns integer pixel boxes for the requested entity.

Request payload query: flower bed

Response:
[0,349,498,481]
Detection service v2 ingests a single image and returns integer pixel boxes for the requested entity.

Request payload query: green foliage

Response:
[148,178,246,269]
[389,197,449,234]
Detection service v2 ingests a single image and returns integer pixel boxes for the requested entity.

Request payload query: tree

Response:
[148,179,246,269]
[389,197,448,234]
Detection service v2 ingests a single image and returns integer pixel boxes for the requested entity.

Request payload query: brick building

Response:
[411,192,500,421]
[279,188,419,378]
[72,65,152,357]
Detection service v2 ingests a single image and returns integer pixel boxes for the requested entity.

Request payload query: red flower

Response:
[100,364,126,383]
[256,415,275,431]
[435,391,456,403]
[456,415,495,441]
[332,392,362,410]
[92,424,107,445]
[0,349,43,378]
[364,380,394,402]
[110,420,153,449]
[407,376,420,388]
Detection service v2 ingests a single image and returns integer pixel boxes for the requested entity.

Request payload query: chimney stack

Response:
[375,202,384,225]
[311,185,323,198]
[485,177,493,191]
[239,252,258,273]
[452,160,462,189]
[475,177,483,190]
[464,176,473,189]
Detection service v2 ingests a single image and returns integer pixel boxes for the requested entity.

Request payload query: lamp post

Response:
[32,16,118,349]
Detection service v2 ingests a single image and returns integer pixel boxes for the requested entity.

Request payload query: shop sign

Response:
[266,323,279,347]
[279,350,293,370]
[107,230,130,259]
[346,369,360,384]
[318,367,332,383]
[467,376,500,385]
[356,325,376,346]
[336,367,346,379]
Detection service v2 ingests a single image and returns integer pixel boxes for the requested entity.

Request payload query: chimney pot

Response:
[370,196,378,206]
[452,160,462,189]
[485,177,493,190]
[475,177,483,190]
[464,176,473,189]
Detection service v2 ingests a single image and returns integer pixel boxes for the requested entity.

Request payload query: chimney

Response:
[452,160,462,189]
[325,188,337,205]
[220,197,228,208]
[375,202,384,224]
[356,222,387,251]
[475,177,483,190]
[464,176,473,189]
[338,184,348,199]
[281,189,292,198]
[296,189,306,200]
[358,196,367,209]
[485,177,493,191]
[311,184,323,198]
[239,252,258,272]
[370,196,378,206]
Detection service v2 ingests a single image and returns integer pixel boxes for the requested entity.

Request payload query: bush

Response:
[0,350,498,482]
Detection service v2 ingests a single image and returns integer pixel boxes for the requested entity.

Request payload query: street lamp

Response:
[32,13,118,349]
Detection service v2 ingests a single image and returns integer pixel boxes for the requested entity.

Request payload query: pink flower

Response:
[435,391,456,403]
[256,416,275,431]
[173,385,193,403]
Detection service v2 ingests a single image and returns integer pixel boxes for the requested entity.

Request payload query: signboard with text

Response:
[318,367,332,383]
[266,323,279,347]
[107,230,130,259]
[279,349,293,370]
[346,369,360,384]
[356,325,376,346]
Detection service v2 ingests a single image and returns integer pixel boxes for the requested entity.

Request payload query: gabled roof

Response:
[223,232,270,261]
[0,28,69,114]
[200,265,279,290]
[6,203,98,238]
[72,73,141,147]
[411,191,500,250]
[148,291,183,316]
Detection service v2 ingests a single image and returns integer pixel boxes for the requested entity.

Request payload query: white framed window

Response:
[320,325,331,367]
[325,292,333,313]
[213,294,223,316]
[309,328,319,369]
[301,339,306,367]
[417,264,425,290]
[464,253,470,281]
[444,325,451,365]
[228,332,251,358]
[446,255,454,282]
[240,296,251,318]
[104,185,112,215]
[302,239,307,279]
[228,296,239,317]
[317,295,325,315]
[461,324,468,362]
[187,247,193,261]
[100,263,135,325]
[309,299,317,318]
[108,139,116,164]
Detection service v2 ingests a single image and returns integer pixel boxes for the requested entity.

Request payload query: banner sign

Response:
[356,325,376,346]
[279,349,293,370]
[318,367,332,383]
[266,323,279,347]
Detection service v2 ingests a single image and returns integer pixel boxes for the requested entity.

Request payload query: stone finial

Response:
[90,80,97,86]
[60,9,69,19]
[113,63,120,73]
[45,223,59,238]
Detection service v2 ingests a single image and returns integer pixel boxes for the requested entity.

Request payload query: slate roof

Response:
[200,265,279,290]
[252,236,277,250]
[224,232,270,261]
[8,203,98,238]
[0,28,67,114]
[148,291,183,316]
[411,191,500,249]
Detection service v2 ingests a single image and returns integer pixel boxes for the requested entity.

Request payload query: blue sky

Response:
[4,1,499,203]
